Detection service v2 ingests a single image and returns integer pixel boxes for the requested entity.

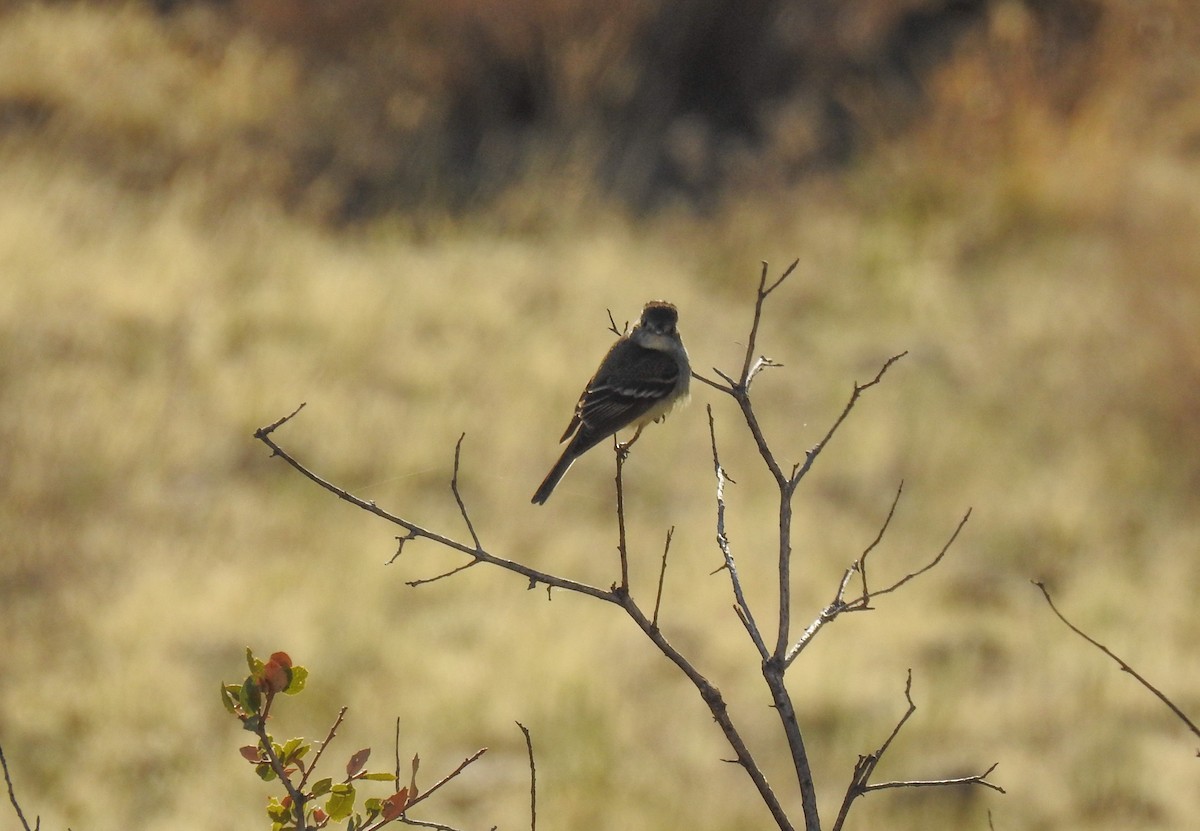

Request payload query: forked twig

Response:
[786,506,971,667]
[829,671,1003,831]
[253,421,614,602]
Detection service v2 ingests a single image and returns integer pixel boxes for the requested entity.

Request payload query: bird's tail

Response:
[531,448,578,505]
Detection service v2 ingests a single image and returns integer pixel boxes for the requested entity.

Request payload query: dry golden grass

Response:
[1,2,1198,830]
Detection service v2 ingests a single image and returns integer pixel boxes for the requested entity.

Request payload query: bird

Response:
[532,300,690,504]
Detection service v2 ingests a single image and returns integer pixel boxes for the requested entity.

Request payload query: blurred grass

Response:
[1,1,1199,830]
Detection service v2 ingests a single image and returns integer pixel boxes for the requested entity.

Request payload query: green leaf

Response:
[310,777,333,797]
[220,683,241,714]
[246,646,263,675]
[325,783,356,822]
[242,715,262,733]
[240,676,262,715]
[363,772,396,782]
[284,665,308,695]
[280,738,309,764]
[256,762,278,782]
[266,798,291,822]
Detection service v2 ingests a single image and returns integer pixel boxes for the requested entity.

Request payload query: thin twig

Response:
[401,748,488,813]
[706,405,769,660]
[606,309,626,337]
[856,480,905,600]
[253,415,616,603]
[394,819,467,831]
[297,707,348,792]
[450,434,482,550]
[400,715,410,787]
[791,352,907,488]
[615,594,794,831]
[516,722,537,831]
[866,509,971,600]
[1034,581,1200,744]
[406,560,481,588]
[1,743,37,831]
[614,440,630,592]
[251,707,309,828]
[387,531,420,565]
[739,260,798,386]
[864,763,1004,794]
[786,504,970,667]
[785,568,857,667]
[830,672,1003,831]
[256,401,307,439]
[651,527,674,630]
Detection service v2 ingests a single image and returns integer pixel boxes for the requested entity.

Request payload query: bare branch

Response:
[605,308,626,337]
[1034,581,1200,745]
[706,405,769,660]
[249,703,310,828]
[402,748,488,814]
[614,439,631,592]
[1,743,37,831]
[253,412,616,604]
[739,259,798,386]
[785,567,857,667]
[787,501,969,667]
[830,672,1003,831]
[297,706,348,793]
[691,369,735,394]
[745,356,784,392]
[864,763,1004,795]
[450,434,482,551]
[791,352,908,488]
[856,480,905,600]
[516,722,537,831]
[255,401,307,440]
[651,527,674,630]
[865,508,971,601]
[387,531,420,565]
[394,818,468,831]
[405,560,482,588]
[400,715,410,797]
[615,594,795,831]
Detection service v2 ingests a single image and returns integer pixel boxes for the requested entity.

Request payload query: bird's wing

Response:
[569,345,680,451]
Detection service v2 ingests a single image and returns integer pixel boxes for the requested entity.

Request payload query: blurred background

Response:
[1,0,1198,828]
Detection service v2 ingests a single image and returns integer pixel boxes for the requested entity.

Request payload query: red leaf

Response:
[346,747,370,777]
[269,651,293,669]
[261,659,291,694]
[382,788,408,820]
[239,745,262,762]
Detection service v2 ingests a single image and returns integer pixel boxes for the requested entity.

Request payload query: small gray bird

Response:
[532,300,690,504]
